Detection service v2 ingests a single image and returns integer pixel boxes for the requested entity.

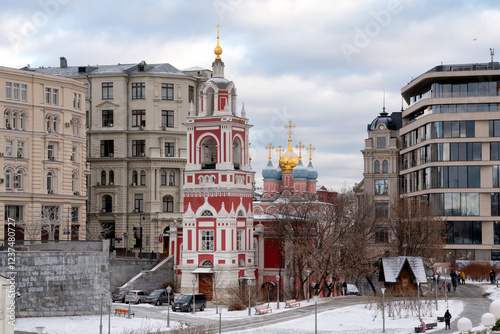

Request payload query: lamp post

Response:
[107,300,111,334]
[139,212,145,259]
[381,287,386,333]
[166,285,172,327]
[434,274,439,311]
[276,275,280,309]
[99,294,103,334]
[192,276,197,314]
[305,270,311,303]
[247,278,252,316]
[444,269,448,308]
[417,281,421,319]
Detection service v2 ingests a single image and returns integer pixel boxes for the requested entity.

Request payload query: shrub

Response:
[228,299,247,311]
[460,261,495,281]
[492,318,500,331]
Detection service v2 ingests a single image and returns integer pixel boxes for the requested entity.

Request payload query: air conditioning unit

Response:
[96,182,100,186]
[108,153,114,157]
[102,209,106,213]
[14,175,20,181]
[140,125,144,130]
[161,126,166,130]
[6,123,11,129]
[73,191,80,195]
[108,123,113,127]
[0,152,5,157]
[131,182,136,186]
[49,156,55,160]
[109,182,114,186]
[17,153,23,158]
[70,156,74,161]
[139,153,145,157]
[65,122,71,127]
[48,190,54,194]
[0,178,4,183]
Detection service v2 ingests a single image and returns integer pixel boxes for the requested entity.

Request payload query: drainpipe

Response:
[126,73,131,256]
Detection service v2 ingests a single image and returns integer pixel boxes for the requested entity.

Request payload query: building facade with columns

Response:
[0,66,88,242]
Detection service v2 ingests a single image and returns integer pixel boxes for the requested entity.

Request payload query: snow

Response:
[381,257,427,284]
[15,297,463,334]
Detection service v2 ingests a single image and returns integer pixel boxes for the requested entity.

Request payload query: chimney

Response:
[60,57,67,68]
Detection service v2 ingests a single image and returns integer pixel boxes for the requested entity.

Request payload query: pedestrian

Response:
[447,281,451,292]
[452,276,457,291]
[420,318,426,333]
[461,271,465,284]
[491,269,496,284]
[342,281,347,296]
[444,309,452,330]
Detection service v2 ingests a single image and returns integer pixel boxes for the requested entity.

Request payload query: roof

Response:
[26,62,190,78]
[380,256,427,284]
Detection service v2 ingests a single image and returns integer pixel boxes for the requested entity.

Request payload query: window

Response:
[132,83,145,99]
[132,140,145,156]
[201,230,214,251]
[71,146,76,162]
[169,171,175,186]
[45,88,51,104]
[374,180,388,195]
[73,93,77,108]
[132,171,138,185]
[5,170,11,189]
[237,230,243,250]
[101,171,106,186]
[165,143,174,157]
[109,170,114,184]
[162,110,174,128]
[77,94,81,109]
[102,82,113,99]
[100,140,114,157]
[13,83,19,100]
[6,82,12,99]
[446,221,482,244]
[5,140,12,157]
[52,89,58,105]
[19,113,24,130]
[189,85,194,103]
[161,171,167,186]
[14,171,22,189]
[382,160,388,173]
[72,173,76,192]
[102,195,112,213]
[163,195,174,212]
[132,110,145,127]
[71,207,79,222]
[21,84,27,101]
[375,202,388,218]
[47,172,53,193]
[430,193,479,216]
[102,110,113,127]
[134,194,143,212]
[161,83,174,100]
[375,227,389,243]
[374,160,380,173]
[140,170,146,185]
[5,205,23,221]
[377,137,386,149]
[494,222,500,244]
[17,142,23,158]
[48,144,54,160]
[201,210,213,216]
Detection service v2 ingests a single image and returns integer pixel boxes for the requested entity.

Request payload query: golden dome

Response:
[279,138,299,171]
[214,24,223,59]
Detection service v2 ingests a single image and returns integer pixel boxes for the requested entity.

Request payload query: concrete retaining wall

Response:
[115,256,175,293]
[109,258,160,292]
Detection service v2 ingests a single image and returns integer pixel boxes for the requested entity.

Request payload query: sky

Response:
[2,0,500,190]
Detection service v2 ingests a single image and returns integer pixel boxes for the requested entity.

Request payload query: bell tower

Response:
[177,26,256,297]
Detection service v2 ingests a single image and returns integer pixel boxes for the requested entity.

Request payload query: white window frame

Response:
[201,230,214,251]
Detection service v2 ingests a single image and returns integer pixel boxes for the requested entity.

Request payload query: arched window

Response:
[109,170,114,185]
[140,170,146,185]
[163,195,174,212]
[374,160,380,173]
[15,171,22,189]
[12,112,17,129]
[47,172,53,193]
[5,170,11,189]
[53,117,58,133]
[72,173,76,192]
[383,160,388,173]
[201,137,217,169]
[46,115,51,132]
[101,170,106,186]
[20,113,24,130]
[4,111,10,128]
[132,171,138,185]
[102,195,112,213]
[161,170,167,186]
[201,210,213,217]
[169,171,175,186]
[237,210,244,217]
[233,138,241,169]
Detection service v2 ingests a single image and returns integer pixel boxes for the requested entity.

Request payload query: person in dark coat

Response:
[491,269,496,284]
[452,276,457,291]
[444,309,452,330]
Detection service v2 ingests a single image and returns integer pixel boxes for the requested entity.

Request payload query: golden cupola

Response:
[279,121,299,171]
[214,23,223,59]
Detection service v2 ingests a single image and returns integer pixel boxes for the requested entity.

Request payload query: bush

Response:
[492,318,500,331]
[228,299,247,311]
[460,261,496,281]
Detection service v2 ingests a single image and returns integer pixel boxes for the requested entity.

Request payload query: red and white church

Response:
[171,29,336,300]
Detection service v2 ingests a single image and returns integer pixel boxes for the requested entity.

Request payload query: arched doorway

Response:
[201,138,217,169]
[163,226,170,254]
[198,260,214,301]
[261,281,277,303]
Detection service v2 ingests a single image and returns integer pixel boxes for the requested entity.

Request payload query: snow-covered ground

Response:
[16,282,500,334]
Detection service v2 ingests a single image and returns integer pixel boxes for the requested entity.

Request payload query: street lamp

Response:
[247,278,252,316]
[305,270,311,303]
[107,300,112,334]
[417,281,421,319]
[166,285,172,327]
[192,276,197,314]
[381,287,386,333]
[444,269,449,308]
[434,274,439,311]
[139,213,145,259]
[276,275,280,309]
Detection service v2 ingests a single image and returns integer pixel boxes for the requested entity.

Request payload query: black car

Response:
[172,293,206,312]
[144,289,175,306]
[112,290,128,303]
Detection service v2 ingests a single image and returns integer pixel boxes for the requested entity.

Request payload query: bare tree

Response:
[388,196,446,261]
[17,206,61,242]
[86,221,114,240]
[210,267,229,314]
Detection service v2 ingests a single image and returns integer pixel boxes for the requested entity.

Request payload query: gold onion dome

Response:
[214,24,223,59]
[279,138,299,171]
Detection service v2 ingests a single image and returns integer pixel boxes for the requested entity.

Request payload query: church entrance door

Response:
[199,273,213,301]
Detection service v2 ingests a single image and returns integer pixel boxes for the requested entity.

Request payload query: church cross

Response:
[284,120,296,137]
[296,141,305,159]
[216,24,221,38]
[276,145,285,159]
[265,143,275,161]
[306,144,316,162]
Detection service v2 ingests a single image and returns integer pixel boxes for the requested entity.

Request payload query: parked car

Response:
[172,293,206,312]
[112,290,128,303]
[145,289,176,306]
[125,290,148,304]
[346,284,360,296]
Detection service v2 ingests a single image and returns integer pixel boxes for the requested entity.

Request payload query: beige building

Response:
[0,66,88,242]
[358,62,500,261]
[32,58,210,256]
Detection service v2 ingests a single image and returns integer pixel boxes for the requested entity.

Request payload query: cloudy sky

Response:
[1,0,499,190]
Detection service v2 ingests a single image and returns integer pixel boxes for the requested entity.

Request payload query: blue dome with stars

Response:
[307,161,318,180]
[292,159,308,179]
[262,160,279,180]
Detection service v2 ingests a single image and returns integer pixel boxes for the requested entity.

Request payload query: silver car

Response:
[124,290,148,304]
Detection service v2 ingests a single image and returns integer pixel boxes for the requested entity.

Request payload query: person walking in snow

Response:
[491,269,496,284]
[461,271,465,284]
[444,309,452,330]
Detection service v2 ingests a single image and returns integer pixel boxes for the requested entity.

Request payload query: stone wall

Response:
[113,256,175,293]
[0,241,110,317]
[109,258,160,292]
